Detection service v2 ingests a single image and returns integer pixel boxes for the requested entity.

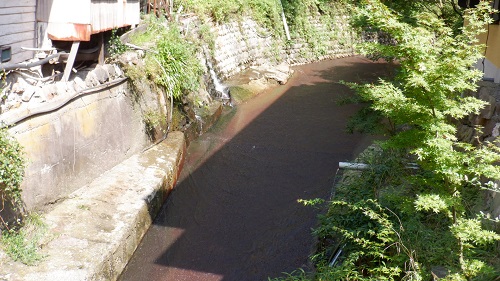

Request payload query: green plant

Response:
[0,127,25,229]
[333,0,500,279]
[1,213,48,266]
[107,29,129,57]
[144,109,167,137]
[146,23,204,101]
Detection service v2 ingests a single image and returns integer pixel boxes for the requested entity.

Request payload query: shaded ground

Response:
[119,56,393,281]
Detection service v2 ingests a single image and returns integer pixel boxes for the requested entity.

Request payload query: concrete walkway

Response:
[0,132,185,281]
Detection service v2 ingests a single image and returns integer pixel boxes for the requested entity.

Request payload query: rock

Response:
[120,51,141,66]
[73,77,86,92]
[493,123,500,138]
[85,72,100,88]
[11,79,29,95]
[21,86,37,102]
[56,81,75,96]
[263,68,289,85]
[40,84,57,102]
[104,64,117,79]
[114,64,123,77]
[457,124,475,143]
[479,88,497,119]
[93,66,109,84]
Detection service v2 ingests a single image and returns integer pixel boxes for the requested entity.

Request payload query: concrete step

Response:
[0,131,186,281]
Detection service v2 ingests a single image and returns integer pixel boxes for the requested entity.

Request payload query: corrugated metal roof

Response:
[37,0,140,41]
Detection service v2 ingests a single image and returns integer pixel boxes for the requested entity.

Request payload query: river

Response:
[119,56,392,281]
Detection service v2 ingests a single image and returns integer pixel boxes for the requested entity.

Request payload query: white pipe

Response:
[279,1,291,41]
[339,162,419,170]
[339,162,370,170]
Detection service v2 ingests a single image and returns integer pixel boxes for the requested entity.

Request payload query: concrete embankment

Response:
[0,132,185,281]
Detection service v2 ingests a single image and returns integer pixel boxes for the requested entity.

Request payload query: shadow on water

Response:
[119,56,395,281]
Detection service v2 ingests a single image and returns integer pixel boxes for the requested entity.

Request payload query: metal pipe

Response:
[0,53,62,71]
[339,162,419,170]
[1,77,128,128]
[339,162,370,170]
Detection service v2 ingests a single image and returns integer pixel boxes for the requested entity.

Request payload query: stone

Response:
[479,87,497,119]
[73,77,86,92]
[40,84,57,102]
[104,64,117,79]
[56,81,75,95]
[85,72,100,88]
[93,66,109,84]
[457,124,475,143]
[493,123,500,138]
[21,86,37,102]
[11,79,29,95]
[114,64,123,77]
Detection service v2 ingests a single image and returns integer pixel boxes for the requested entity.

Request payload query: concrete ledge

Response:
[0,131,186,281]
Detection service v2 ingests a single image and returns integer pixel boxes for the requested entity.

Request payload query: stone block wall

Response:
[207,15,356,81]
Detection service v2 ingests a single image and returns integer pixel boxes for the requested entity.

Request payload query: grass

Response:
[1,213,48,266]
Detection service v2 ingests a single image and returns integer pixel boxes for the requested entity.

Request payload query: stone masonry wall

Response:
[207,15,356,81]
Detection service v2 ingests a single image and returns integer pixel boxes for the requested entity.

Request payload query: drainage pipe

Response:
[0,53,62,72]
[1,77,128,128]
[339,162,419,170]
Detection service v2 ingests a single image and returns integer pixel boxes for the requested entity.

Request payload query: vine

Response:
[0,127,26,230]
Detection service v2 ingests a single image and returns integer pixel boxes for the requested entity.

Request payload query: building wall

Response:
[0,0,36,65]
[477,23,500,82]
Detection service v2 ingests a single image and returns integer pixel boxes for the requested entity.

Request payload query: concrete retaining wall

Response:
[8,81,149,211]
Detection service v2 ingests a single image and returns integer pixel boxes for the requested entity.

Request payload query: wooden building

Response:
[0,0,140,68]
[0,0,37,65]
[37,0,140,42]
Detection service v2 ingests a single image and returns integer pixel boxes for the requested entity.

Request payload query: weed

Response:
[107,29,129,57]
[1,213,48,266]
[0,127,25,229]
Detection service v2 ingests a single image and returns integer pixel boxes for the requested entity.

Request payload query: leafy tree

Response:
[328,0,500,279]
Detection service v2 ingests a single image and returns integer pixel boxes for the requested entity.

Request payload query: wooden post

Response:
[98,32,104,65]
[62,41,80,82]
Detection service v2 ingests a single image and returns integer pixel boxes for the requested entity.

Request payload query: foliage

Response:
[270,1,500,280]
[1,213,48,266]
[0,127,25,229]
[126,17,204,102]
[281,0,352,58]
[175,0,282,32]
[310,0,500,279]
[175,0,354,59]
[129,15,165,47]
[143,109,167,138]
[107,29,129,57]
[145,23,204,101]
